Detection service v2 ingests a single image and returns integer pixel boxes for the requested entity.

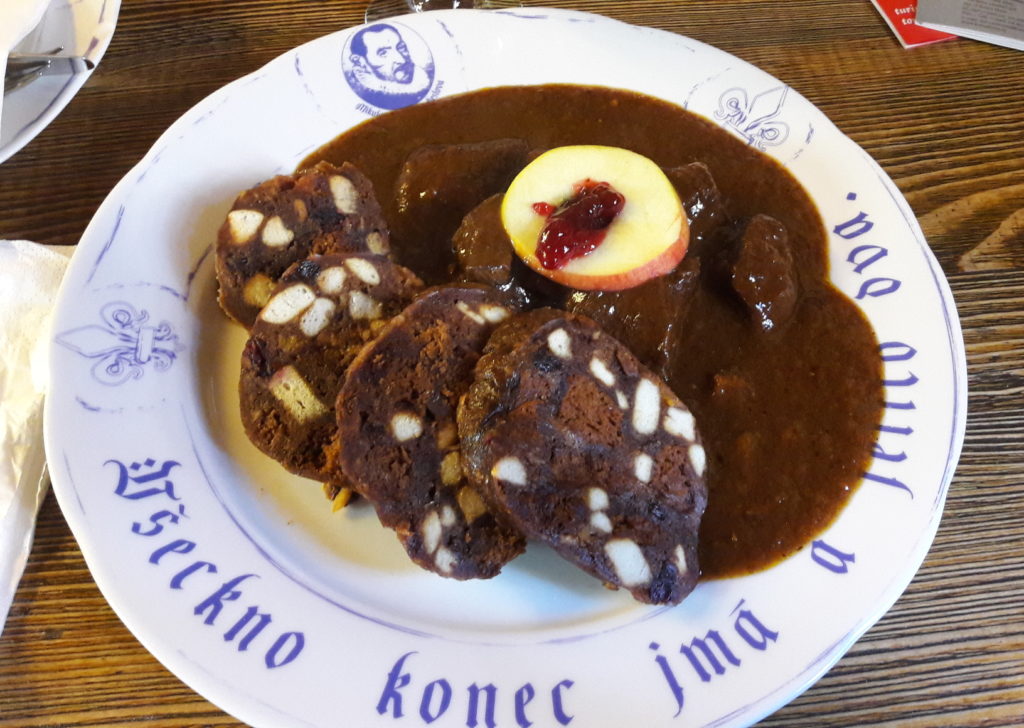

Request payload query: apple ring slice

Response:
[501,145,689,291]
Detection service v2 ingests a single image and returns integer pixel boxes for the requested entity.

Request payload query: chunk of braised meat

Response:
[393,139,530,282]
[395,139,530,220]
[566,256,701,380]
[452,193,567,309]
[662,162,728,253]
[730,214,797,333]
[453,194,513,287]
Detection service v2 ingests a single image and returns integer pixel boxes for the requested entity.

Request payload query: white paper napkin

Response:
[0,240,73,636]
[0,0,53,133]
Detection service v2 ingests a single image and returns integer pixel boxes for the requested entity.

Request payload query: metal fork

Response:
[4,47,93,95]
[5,63,45,95]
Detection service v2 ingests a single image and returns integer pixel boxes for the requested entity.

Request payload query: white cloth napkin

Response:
[0,0,53,131]
[0,240,73,636]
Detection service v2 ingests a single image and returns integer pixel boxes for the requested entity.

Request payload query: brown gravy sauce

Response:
[304,84,883,579]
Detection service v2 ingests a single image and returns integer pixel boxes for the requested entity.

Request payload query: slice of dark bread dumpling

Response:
[458,309,707,604]
[240,253,422,482]
[335,285,525,580]
[216,161,391,327]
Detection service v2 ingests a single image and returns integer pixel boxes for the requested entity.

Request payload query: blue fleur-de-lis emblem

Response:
[56,301,184,386]
[714,85,790,151]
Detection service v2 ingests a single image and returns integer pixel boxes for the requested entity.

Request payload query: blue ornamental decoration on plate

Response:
[55,301,183,386]
[44,8,966,728]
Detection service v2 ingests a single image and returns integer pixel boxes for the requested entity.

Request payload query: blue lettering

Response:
[650,601,780,718]
[811,540,856,574]
[109,458,182,500]
[878,423,914,437]
[731,601,779,651]
[265,631,304,669]
[170,560,216,588]
[224,605,272,651]
[514,683,535,728]
[679,631,740,682]
[117,458,306,676]
[194,574,257,625]
[131,503,187,536]
[856,277,901,299]
[372,655,579,725]
[884,399,916,410]
[551,679,574,726]
[847,244,888,273]
[880,341,916,361]
[833,211,874,239]
[883,372,919,387]
[648,642,684,717]
[420,679,452,723]
[377,652,416,717]
[863,471,913,498]
[467,684,497,728]
[873,440,907,463]
[149,538,196,564]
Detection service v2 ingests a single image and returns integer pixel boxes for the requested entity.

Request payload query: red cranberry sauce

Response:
[534,179,625,270]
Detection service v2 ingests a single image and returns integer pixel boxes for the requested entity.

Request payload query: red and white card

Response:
[870,0,958,48]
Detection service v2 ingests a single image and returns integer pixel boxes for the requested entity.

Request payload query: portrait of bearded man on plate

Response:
[343,23,436,110]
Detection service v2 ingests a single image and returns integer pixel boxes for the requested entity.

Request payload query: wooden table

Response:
[1,1,1021,725]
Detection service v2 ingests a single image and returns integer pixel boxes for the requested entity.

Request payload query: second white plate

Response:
[1,0,119,163]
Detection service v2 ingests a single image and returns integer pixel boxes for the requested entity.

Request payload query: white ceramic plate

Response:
[0,0,119,164]
[45,9,966,727]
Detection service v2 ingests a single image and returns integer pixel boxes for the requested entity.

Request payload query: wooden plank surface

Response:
[1,1,1022,726]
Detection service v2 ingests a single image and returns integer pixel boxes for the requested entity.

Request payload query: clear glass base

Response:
[365,0,523,23]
